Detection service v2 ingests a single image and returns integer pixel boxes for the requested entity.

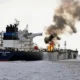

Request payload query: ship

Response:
[0,19,78,61]
[0,20,43,61]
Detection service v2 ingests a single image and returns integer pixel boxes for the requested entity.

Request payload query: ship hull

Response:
[0,50,43,61]
[42,50,78,61]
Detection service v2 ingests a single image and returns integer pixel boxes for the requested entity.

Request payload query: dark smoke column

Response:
[44,0,80,44]
[44,33,60,44]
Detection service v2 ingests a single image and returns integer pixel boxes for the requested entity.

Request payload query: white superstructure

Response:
[0,20,42,51]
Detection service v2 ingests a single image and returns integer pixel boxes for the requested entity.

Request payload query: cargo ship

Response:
[0,19,78,61]
[0,20,43,61]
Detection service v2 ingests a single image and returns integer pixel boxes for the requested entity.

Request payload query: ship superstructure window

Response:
[28,33,32,35]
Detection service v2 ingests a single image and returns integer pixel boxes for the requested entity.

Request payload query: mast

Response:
[64,41,66,50]
[58,44,60,50]
[15,19,20,26]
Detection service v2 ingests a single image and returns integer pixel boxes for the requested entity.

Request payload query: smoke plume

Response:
[44,33,60,44]
[45,0,80,44]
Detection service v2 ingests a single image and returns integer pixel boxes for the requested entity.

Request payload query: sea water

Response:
[0,55,80,80]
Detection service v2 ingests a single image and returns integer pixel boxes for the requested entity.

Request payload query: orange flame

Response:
[47,41,54,51]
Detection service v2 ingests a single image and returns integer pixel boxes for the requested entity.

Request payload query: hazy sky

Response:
[1,0,80,54]
[0,0,58,47]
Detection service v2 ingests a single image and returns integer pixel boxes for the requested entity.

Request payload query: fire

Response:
[47,41,54,51]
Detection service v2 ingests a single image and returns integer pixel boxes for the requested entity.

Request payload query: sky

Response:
[0,0,80,54]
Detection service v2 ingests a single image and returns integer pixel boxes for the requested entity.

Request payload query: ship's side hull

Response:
[42,50,78,61]
[0,50,43,61]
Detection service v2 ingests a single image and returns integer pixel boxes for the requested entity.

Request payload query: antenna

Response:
[15,19,20,26]
[26,24,28,30]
